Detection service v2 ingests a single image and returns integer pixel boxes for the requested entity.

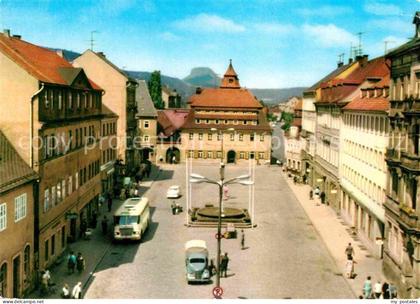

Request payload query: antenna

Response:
[356,32,365,57]
[90,30,98,51]
[338,53,345,65]
[384,40,396,54]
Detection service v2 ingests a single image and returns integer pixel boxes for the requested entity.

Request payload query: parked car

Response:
[167,185,181,198]
[185,240,210,284]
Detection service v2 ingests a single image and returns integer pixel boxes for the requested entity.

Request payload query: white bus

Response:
[113,197,150,241]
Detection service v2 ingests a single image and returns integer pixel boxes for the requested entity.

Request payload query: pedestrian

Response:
[382,281,390,299]
[172,155,176,164]
[240,229,245,250]
[76,252,85,273]
[171,201,176,215]
[41,269,50,294]
[67,252,76,274]
[220,252,229,278]
[293,176,297,184]
[389,282,397,299]
[345,259,354,279]
[374,280,382,299]
[320,191,326,204]
[99,194,105,208]
[314,186,320,198]
[107,194,113,212]
[302,174,307,184]
[91,210,98,228]
[61,283,70,299]
[363,276,373,299]
[345,243,355,260]
[208,259,216,277]
[101,215,108,235]
[79,219,87,238]
[309,189,313,200]
[72,282,82,299]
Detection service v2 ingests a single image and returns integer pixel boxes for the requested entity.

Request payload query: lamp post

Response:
[189,171,253,291]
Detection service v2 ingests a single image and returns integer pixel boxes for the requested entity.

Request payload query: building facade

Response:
[0,32,103,269]
[0,131,38,298]
[136,80,158,163]
[383,12,420,298]
[73,50,139,170]
[181,62,272,164]
[340,74,390,257]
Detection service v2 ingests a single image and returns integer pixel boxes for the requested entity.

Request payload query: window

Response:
[44,239,49,262]
[144,120,149,128]
[57,182,62,203]
[51,186,56,206]
[189,133,193,140]
[14,193,27,222]
[144,135,149,142]
[62,180,66,200]
[230,133,234,141]
[188,150,194,158]
[250,133,255,141]
[217,151,222,159]
[24,245,30,277]
[75,173,79,189]
[208,151,213,158]
[198,151,203,158]
[198,133,203,140]
[217,134,222,141]
[260,134,265,142]
[51,234,55,256]
[239,134,243,141]
[68,176,72,195]
[208,133,212,141]
[44,189,50,213]
[259,152,265,159]
[240,152,245,159]
[0,263,7,297]
[0,204,6,231]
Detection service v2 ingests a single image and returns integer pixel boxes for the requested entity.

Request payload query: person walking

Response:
[382,281,390,299]
[101,216,108,235]
[41,269,50,295]
[314,186,320,198]
[345,243,355,260]
[363,276,373,299]
[320,191,326,204]
[79,219,87,239]
[76,253,85,273]
[67,252,76,274]
[309,189,313,200]
[389,282,397,299]
[220,253,229,278]
[374,280,382,299]
[240,229,245,250]
[61,284,70,299]
[208,259,216,277]
[345,259,354,279]
[107,193,113,212]
[72,282,82,299]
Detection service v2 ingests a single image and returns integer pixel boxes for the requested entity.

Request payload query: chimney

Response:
[196,87,202,94]
[97,51,105,58]
[3,29,10,37]
[348,58,353,64]
[337,62,344,68]
[356,54,368,66]
[12,34,21,40]
[413,11,420,38]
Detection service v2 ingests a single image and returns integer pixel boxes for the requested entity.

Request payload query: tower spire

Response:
[220,60,240,89]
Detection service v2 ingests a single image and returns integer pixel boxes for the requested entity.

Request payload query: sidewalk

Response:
[281,171,387,298]
[29,166,161,299]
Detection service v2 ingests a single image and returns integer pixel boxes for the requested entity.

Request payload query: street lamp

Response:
[189,167,253,291]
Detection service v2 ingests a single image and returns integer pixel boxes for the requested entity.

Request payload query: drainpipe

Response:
[30,83,45,168]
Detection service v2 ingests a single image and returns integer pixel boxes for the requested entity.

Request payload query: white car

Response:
[167,185,181,198]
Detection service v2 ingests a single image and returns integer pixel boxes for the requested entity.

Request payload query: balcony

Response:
[400,152,420,172]
[399,205,418,229]
[385,148,400,162]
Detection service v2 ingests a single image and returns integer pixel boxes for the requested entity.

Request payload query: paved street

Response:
[271,124,286,162]
[84,163,354,299]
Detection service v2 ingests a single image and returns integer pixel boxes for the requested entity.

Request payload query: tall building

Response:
[314,56,388,211]
[0,31,103,269]
[383,12,420,298]
[73,50,139,170]
[285,99,305,174]
[181,61,272,163]
[0,131,38,298]
[340,72,390,257]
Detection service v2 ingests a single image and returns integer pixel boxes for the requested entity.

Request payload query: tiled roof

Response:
[343,98,389,112]
[190,88,262,108]
[136,80,157,118]
[305,62,354,92]
[0,34,101,89]
[0,131,37,193]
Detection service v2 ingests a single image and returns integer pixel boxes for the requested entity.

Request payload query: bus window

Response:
[118,215,140,225]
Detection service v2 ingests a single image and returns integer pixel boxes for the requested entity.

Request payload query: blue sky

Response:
[1,0,419,88]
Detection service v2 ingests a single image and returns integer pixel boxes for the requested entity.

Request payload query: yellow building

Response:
[0,131,38,298]
[181,61,271,163]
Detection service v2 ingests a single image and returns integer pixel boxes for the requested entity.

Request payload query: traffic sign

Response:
[215,233,223,239]
[213,286,223,298]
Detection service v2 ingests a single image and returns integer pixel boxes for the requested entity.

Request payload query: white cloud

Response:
[254,23,297,35]
[174,14,245,33]
[297,5,353,18]
[364,1,402,16]
[367,18,412,36]
[160,32,181,42]
[302,24,357,48]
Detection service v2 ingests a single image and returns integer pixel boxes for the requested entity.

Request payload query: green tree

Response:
[280,112,294,131]
[148,71,164,109]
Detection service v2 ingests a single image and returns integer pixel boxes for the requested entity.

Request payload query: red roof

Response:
[343,97,389,112]
[0,34,101,89]
[190,88,262,108]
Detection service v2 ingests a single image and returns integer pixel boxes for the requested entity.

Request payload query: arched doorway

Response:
[227,150,236,163]
[166,147,180,164]
[141,147,153,162]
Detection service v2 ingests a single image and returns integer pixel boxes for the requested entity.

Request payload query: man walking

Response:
[240,229,245,250]
[320,191,326,204]
[72,282,82,299]
[220,253,229,278]
[345,243,355,260]
[67,252,76,274]
[107,193,113,212]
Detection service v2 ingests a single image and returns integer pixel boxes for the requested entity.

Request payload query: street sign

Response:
[215,233,223,239]
[213,286,223,298]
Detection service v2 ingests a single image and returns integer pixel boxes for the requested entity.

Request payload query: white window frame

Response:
[68,176,72,195]
[44,189,50,213]
[144,120,150,129]
[189,133,194,140]
[62,180,66,200]
[57,182,62,203]
[75,173,79,190]
[144,135,150,142]
[51,186,56,206]
[0,203,6,231]
[14,193,27,222]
